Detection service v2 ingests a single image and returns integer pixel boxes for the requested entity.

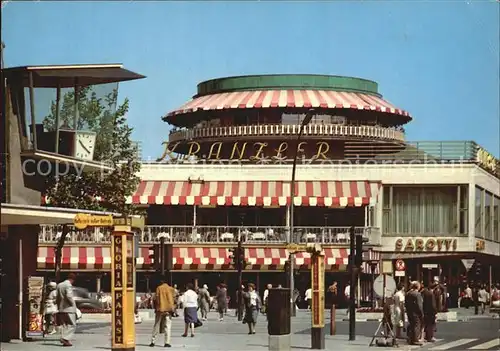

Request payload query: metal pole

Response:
[237,238,243,321]
[160,237,165,276]
[349,226,356,341]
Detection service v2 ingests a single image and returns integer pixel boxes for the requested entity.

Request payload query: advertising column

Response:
[112,218,136,351]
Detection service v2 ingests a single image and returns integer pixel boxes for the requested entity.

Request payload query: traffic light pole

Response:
[349,226,356,341]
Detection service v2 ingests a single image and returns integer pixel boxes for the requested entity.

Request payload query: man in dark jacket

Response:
[405,281,423,346]
[422,283,438,342]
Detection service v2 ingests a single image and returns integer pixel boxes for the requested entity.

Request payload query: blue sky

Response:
[3,1,499,159]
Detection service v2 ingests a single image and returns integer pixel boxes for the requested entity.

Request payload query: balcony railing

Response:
[39,225,381,245]
[169,124,405,143]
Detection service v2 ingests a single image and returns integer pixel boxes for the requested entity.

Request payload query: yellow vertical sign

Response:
[112,224,136,351]
[311,253,325,328]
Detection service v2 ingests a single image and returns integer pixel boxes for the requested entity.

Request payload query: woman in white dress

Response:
[393,284,406,339]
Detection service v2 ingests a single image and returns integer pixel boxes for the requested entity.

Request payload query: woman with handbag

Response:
[243,283,261,335]
[182,283,199,338]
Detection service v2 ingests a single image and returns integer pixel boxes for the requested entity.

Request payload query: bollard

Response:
[330,306,336,335]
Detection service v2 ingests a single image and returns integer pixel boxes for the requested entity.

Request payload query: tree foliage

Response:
[43,86,141,216]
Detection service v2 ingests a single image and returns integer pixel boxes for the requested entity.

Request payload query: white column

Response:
[96,276,101,293]
[285,205,291,242]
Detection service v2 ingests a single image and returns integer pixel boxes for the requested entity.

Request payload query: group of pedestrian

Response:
[403,280,444,346]
[43,273,79,347]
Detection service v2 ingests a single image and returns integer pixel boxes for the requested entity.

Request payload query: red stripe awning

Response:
[37,246,111,271]
[127,181,380,207]
[38,245,379,272]
[167,90,410,118]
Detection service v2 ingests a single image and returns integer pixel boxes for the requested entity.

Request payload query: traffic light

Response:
[355,235,364,267]
[229,246,239,267]
[163,244,173,271]
[475,262,482,276]
[238,240,246,268]
[149,244,160,271]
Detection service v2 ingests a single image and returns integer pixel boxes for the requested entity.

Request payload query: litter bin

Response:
[267,288,291,335]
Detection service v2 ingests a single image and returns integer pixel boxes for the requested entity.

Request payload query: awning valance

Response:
[167,90,410,118]
[37,245,380,273]
[126,181,380,207]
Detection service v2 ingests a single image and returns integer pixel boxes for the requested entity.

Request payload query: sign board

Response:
[395,259,406,271]
[422,264,438,269]
[382,260,393,274]
[286,243,306,253]
[462,259,475,271]
[74,213,113,230]
[395,270,405,277]
[311,253,325,328]
[26,276,45,337]
[373,274,397,298]
[395,238,457,252]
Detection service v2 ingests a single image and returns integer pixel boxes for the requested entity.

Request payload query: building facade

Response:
[36,74,500,307]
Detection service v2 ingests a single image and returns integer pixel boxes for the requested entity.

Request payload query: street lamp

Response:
[289,109,315,318]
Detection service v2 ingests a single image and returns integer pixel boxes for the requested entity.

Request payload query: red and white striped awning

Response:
[167,90,410,118]
[37,245,379,272]
[127,181,380,207]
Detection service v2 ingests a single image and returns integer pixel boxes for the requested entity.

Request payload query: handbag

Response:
[194,319,203,328]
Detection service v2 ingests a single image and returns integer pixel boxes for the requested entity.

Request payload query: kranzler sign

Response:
[157,140,331,162]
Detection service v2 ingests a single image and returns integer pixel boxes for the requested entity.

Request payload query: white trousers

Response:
[151,312,172,345]
[59,312,77,341]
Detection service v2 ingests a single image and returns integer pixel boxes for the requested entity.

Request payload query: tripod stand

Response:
[369,298,398,347]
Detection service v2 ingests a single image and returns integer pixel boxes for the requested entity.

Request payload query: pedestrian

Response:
[243,283,261,335]
[149,276,175,348]
[305,287,312,310]
[405,281,423,346]
[478,285,489,314]
[422,282,438,343]
[393,283,405,339]
[172,284,180,317]
[262,284,272,315]
[182,283,199,338]
[216,284,228,321]
[44,281,58,335]
[464,284,473,308]
[491,284,500,308]
[56,273,77,347]
[344,283,351,315]
[198,284,210,321]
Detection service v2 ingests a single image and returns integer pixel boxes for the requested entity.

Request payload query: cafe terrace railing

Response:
[38,225,381,246]
[169,124,405,143]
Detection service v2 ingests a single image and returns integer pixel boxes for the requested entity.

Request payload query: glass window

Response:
[485,192,492,240]
[382,186,391,234]
[385,186,457,235]
[475,187,484,238]
[459,185,468,235]
[494,196,499,242]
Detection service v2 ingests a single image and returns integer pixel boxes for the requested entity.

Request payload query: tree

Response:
[42,86,142,280]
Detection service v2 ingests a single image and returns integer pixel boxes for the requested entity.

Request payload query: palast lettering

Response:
[395,238,458,252]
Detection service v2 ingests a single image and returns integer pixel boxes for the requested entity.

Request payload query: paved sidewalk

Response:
[1,332,412,351]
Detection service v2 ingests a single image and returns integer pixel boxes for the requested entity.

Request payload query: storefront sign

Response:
[74,213,113,230]
[126,235,134,288]
[113,290,123,344]
[476,147,499,174]
[113,236,123,288]
[395,238,457,252]
[476,240,485,251]
[26,276,44,338]
[311,253,325,328]
[157,140,332,163]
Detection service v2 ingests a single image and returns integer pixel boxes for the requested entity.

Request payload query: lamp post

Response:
[289,109,315,318]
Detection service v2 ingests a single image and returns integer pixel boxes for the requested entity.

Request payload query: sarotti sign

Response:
[395,237,458,252]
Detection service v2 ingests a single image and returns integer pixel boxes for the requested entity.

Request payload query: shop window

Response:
[382,186,392,234]
[475,187,484,238]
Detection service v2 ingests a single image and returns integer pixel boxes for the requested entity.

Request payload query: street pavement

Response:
[1,310,498,351]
